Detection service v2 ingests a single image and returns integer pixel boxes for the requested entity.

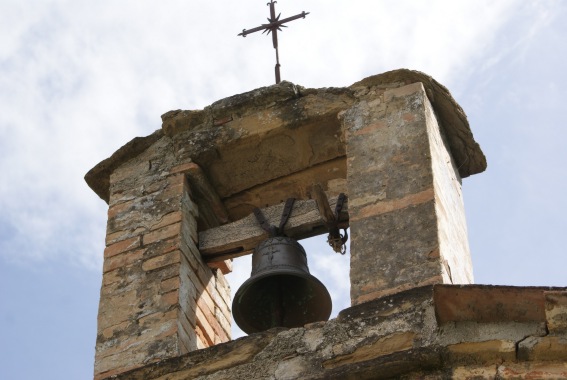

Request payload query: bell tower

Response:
[86,69,489,379]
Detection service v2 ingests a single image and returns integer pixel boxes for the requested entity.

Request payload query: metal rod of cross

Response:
[238,1,309,84]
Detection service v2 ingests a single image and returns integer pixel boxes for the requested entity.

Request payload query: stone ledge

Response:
[85,70,486,205]
[103,285,567,380]
[434,284,567,324]
[160,81,305,138]
[350,69,486,178]
[85,129,164,203]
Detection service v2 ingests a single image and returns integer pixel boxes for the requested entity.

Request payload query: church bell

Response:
[232,199,332,334]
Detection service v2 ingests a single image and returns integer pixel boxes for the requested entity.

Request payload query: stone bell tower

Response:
[86,69,567,379]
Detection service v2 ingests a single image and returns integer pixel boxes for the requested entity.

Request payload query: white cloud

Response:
[0,0,560,273]
[1,1,567,378]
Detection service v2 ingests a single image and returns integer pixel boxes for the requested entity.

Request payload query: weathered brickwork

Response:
[103,286,567,380]
[86,70,489,379]
[343,82,472,305]
[424,92,473,285]
[94,141,231,379]
[545,290,567,333]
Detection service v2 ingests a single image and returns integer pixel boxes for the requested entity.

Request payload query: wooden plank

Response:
[312,183,335,224]
[184,163,230,229]
[199,196,349,262]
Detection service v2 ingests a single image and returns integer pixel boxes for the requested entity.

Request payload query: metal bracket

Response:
[312,184,348,254]
[253,198,296,237]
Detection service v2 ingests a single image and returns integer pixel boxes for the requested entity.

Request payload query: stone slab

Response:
[434,284,567,324]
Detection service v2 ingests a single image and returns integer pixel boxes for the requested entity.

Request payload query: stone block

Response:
[350,201,441,305]
[142,250,181,272]
[179,299,196,327]
[95,321,178,378]
[97,288,138,330]
[197,296,229,342]
[195,306,215,346]
[160,290,180,308]
[211,285,231,323]
[323,331,416,368]
[170,162,200,176]
[434,285,549,325]
[138,308,176,325]
[181,210,198,245]
[215,306,231,337]
[545,290,567,333]
[206,259,232,275]
[274,356,309,380]
[160,276,180,293]
[180,256,205,298]
[110,156,153,184]
[180,190,199,218]
[143,237,180,261]
[438,320,547,347]
[200,92,349,199]
[143,222,181,246]
[180,240,216,292]
[105,226,145,246]
[178,314,198,354]
[98,274,133,299]
[150,211,182,232]
[101,320,130,340]
[107,199,134,219]
[215,269,230,293]
[447,340,516,364]
[195,325,208,350]
[451,365,499,380]
[196,285,216,314]
[104,236,141,258]
[348,188,435,222]
[498,362,567,379]
[517,336,567,361]
[103,248,145,273]
[344,81,472,304]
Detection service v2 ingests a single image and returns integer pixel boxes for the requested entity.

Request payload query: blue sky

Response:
[1,1,566,379]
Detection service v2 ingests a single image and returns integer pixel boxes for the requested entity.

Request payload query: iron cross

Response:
[238,1,309,84]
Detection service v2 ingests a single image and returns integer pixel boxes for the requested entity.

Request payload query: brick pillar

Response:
[343,82,473,305]
[94,140,231,379]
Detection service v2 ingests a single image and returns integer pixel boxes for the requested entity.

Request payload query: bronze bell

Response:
[232,236,332,334]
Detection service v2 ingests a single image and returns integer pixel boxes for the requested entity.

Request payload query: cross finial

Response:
[238,1,309,84]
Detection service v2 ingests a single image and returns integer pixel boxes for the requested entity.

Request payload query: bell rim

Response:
[232,268,333,335]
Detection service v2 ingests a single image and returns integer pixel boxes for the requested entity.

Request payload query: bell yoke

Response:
[232,198,333,334]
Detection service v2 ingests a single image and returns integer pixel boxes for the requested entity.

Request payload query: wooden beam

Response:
[183,163,230,229]
[199,196,349,262]
[311,183,335,224]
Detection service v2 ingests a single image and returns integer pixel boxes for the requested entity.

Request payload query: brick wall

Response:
[102,285,567,380]
[343,82,473,305]
[87,70,488,379]
[94,139,230,379]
